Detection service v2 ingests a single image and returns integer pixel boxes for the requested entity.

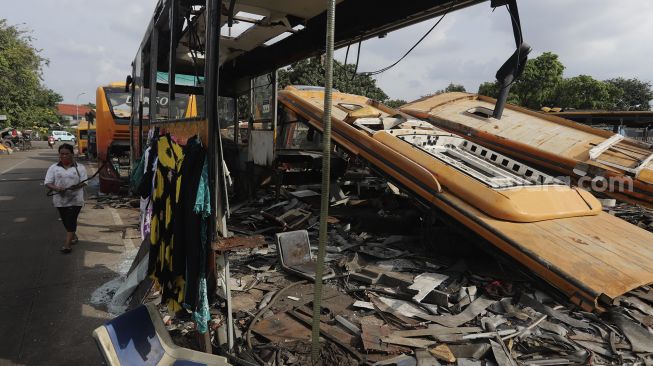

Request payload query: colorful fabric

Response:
[149,134,185,313]
[191,158,211,331]
[174,136,206,311]
[192,278,210,334]
[194,158,211,253]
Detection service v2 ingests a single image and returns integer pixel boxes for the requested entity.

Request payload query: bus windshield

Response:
[104,87,132,122]
[105,87,192,122]
[144,92,191,120]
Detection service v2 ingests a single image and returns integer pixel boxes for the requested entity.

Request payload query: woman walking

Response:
[44,143,88,253]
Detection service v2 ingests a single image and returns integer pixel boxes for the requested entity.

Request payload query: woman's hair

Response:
[58,143,74,153]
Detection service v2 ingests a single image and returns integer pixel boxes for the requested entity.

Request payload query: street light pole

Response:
[75,92,86,124]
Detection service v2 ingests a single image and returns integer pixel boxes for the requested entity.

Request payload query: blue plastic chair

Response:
[92,303,230,366]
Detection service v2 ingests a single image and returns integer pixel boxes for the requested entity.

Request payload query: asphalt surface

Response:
[0,142,138,365]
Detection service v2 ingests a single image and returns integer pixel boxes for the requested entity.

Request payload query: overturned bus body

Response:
[279,86,653,310]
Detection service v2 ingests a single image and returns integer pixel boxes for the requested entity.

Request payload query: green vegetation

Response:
[278,57,389,102]
[421,83,467,99]
[0,19,61,129]
[477,52,652,111]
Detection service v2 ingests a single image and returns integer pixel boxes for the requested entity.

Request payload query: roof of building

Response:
[56,104,91,117]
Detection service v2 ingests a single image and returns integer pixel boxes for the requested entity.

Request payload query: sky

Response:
[4,0,653,104]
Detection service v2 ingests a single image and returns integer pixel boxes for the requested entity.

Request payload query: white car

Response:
[51,130,76,142]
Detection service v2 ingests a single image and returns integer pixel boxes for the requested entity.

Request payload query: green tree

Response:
[0,19,61,129]
[604,77,653,111]
[511,52,564,109]
[385,99,408,109]
[477,81,500,99]
[553,75,621,110]
[422,83,467,98]
[278,57,388,102]
[440,83,466,93]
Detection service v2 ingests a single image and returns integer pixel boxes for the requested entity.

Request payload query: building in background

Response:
[56,103,92,126]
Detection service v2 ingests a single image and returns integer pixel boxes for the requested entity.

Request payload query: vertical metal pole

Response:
[149,28,159,124]
[311,0,336,361]
[168,0,178,110]
[233,99,239,144]
[205,0,232,350]
[127,74,135,168]
[138,51,146,156]
[271,70,278,152]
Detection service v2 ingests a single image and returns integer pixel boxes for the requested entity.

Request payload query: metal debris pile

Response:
[206,187,653,366]
[606,203,653,232]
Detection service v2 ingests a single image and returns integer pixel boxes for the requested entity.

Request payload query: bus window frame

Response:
[103,87,133,125]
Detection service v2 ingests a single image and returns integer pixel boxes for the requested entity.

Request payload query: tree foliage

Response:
[0,19,61,129]
[278,57,388,102]
[385,99,408,109]
[511,52,564,109]
[477,81,501,100]
[605,77,653,111]
[422,83,467,99]
[553,75,621,110]
[477,51,652,111]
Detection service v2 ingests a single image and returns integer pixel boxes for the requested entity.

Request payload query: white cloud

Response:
[3,0,653,105]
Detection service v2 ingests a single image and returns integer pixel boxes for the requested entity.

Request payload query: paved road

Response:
[0,144,137,365]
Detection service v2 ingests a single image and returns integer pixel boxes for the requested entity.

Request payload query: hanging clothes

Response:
[192,158,211,333]
[149,134,185,312]
[173,135,207,311]
[139,145,154,239]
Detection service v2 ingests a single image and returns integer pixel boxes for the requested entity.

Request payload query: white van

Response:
[51,130,76,142]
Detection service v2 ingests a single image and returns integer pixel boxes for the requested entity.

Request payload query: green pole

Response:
[310,0,336,361]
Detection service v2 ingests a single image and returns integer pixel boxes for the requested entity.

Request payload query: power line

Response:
[361,1,456,77]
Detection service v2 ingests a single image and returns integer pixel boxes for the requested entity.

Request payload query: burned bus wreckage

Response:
[91,0,653,365]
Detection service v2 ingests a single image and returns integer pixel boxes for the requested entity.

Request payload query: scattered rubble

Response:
[134,174,653,365]
[607,202,653,232]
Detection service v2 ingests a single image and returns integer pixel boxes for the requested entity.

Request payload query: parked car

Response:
[50,130,76,142]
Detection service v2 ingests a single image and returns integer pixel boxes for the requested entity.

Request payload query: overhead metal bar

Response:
[222,0,484,86]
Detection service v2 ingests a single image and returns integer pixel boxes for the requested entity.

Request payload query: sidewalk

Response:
[0,147,141,365]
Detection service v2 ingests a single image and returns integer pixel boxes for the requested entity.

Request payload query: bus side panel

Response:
[96,86,111,163]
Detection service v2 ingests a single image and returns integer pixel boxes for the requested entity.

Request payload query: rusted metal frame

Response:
[138,65,145,155]
[149,27,159,126]
[205,0,233,351]
[288,308,364,363]
[129,62,136,169]
[212,235,266,252]
[168,0,180,107]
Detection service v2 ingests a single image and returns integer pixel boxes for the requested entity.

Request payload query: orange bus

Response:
[95,82,132,192]
[96,81,198,193]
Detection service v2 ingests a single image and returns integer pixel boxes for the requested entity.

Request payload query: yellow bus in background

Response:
[76,119,96,157]
[96,80,197,193]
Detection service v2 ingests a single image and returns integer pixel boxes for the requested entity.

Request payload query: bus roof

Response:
[136,0,488,92]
